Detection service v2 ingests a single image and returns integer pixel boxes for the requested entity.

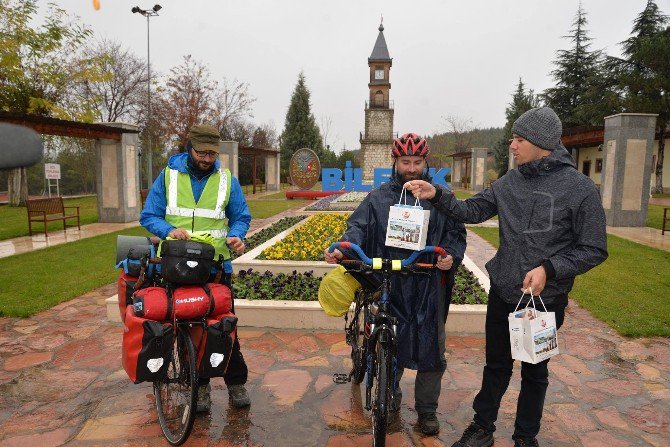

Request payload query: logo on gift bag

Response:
[402,210,410,218]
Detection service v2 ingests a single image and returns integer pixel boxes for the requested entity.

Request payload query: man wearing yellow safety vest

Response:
[140,124,252,411]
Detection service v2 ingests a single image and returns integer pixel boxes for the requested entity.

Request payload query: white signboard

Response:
[44,163,61,180]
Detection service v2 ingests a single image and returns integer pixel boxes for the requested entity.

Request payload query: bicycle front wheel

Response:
[349,295,367,384]
[154,325,197,446]
[372,339,391,447]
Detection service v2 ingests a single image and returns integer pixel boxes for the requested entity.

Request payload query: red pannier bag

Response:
[132,283,232,321]
[122,306,173,383]
[189,313,238,379]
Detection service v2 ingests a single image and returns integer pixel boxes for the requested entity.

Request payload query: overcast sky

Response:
[50,0,663,152]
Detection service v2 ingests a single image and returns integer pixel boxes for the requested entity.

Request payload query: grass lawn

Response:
[468,226,670,337]
[0,226,151,317]
[0,196,98,241]
[652,193,670,199]
[646,204,667,230]
[247,199,310,219]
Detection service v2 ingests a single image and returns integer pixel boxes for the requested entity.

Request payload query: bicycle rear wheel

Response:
[372,339,391,447]
[154,325,197,446]
[348,294,367,384]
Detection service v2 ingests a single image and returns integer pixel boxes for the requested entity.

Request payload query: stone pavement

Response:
[0,283,668,446]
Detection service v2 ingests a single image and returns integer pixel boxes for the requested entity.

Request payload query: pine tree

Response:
[542,3,604,127]
[493,79,539,176]
[617,0,669,193]
[279,72,323,180]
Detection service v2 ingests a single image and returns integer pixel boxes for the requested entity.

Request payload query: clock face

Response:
[375,69,384,80]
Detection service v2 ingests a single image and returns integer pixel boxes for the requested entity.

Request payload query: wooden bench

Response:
[663,207,670,235]
[26,197,81,237]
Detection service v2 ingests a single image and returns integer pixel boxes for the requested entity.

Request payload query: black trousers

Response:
[472,288,565,439]
[201,272,248,386]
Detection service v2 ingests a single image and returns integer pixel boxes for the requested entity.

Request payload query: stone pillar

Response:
[265,150,281,191]
[219,141,239,178]
[601,113,658,227]
[470,148,488,192]
[451,158,460,188]
[95,123,141,223]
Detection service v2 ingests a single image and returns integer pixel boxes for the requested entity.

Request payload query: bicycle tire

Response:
[349,296,367,384]
[154,325,197,446]
[372,338,391,447]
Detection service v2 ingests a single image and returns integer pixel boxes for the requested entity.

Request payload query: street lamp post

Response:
[132,4,161,190]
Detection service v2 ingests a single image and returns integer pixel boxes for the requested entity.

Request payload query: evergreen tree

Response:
[616,0,669,193]
[493,79,539,176]
[542,4,605,127]
[280,72,323,181]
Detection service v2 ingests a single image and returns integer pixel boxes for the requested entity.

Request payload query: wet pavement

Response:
[0,283,669,446]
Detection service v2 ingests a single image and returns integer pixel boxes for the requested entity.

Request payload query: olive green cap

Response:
[187,124,220,152]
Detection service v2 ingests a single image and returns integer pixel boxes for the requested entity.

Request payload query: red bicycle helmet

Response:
[392,132,429,158]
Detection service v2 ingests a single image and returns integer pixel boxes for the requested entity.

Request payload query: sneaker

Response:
[418,412,440,435]
[196,383,211,413]
[513,436,539,447]
[451,422,494,447]
[228,384,251,408]
[389,387,402,412]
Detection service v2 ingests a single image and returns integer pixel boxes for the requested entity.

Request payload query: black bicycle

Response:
[329,242,445,447]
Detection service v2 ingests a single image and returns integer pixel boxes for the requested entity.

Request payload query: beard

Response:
[398,171,422,183]
[195,160,215,171]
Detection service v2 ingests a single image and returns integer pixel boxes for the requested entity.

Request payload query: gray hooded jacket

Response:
[432,148,608,304]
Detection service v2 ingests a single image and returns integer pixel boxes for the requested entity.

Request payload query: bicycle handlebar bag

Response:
[160,240,215,285]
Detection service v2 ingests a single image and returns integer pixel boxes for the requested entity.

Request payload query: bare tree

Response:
[76,39,147,123]
[212,78,256,135]
[319,115,337,150]
[154,55,216,151]
[444,114,475,153]
[252,122,278,148]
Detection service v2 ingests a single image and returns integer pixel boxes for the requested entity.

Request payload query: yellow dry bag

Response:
[318,265,361,317]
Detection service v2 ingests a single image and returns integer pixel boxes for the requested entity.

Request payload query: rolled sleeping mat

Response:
[116,235,152,264]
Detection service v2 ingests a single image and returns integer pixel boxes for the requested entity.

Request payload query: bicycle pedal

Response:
[333,373,350,384]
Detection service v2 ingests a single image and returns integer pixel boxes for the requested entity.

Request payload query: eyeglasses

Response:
[192,149,219,159]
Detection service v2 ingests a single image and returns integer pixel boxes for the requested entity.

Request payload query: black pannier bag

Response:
[197,315,238,379]
[160,240,215,285]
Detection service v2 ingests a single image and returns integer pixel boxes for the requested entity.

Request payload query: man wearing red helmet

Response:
[324,133,467,435]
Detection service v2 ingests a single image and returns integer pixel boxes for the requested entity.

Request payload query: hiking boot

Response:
[451,422,494,447]
[418,412,440,435]
[196,383,211,413]
[389,387,402,412]
[513,436,539,447]
[228,384,251,408]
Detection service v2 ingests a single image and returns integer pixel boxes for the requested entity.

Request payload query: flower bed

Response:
[305,194,359,211]
[232,269,319,301]
[332,192,369,203]
[232,266,487,305]
[244,215,307,251]
[259,214,349,261]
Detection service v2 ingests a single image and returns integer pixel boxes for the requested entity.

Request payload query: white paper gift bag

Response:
[508,290,559,364]
[385,189,430,251]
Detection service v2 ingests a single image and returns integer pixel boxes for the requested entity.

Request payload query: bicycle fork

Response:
[364,324,396,411]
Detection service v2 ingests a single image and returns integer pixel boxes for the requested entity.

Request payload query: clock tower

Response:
[360,23,395,181]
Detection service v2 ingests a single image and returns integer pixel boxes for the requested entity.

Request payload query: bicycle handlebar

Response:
[328,241,446,268]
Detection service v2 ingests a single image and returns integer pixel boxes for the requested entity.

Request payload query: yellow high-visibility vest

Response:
[164,167,232,260]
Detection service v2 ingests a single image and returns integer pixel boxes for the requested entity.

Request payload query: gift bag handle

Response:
[514,288,549,314]
[397,188,421,207]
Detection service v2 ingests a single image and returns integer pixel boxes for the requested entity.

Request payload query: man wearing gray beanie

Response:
[404,106,608,447]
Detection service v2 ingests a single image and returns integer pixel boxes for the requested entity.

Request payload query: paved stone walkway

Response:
[0,282,668,446]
